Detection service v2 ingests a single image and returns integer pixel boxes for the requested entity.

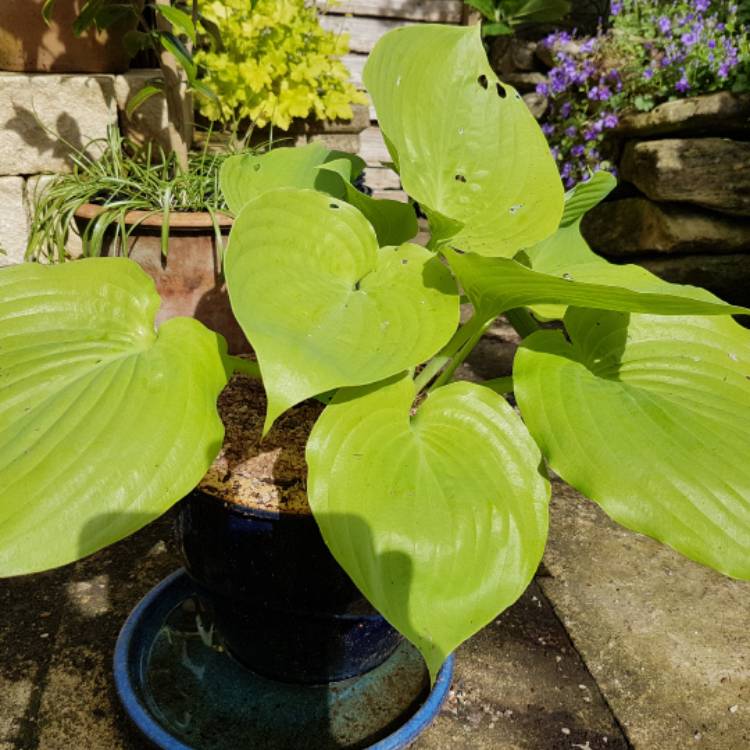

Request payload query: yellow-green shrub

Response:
[195,0,367,131]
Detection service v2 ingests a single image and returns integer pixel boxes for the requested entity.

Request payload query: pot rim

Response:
[74,202,234,229]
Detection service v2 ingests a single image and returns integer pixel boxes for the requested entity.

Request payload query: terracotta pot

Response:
[74,204,249,354]
[0,0,135,73]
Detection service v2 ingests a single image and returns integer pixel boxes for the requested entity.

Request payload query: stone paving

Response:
[1,327,748,750]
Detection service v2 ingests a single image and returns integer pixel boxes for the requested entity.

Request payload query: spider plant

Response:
[26,126,249,262]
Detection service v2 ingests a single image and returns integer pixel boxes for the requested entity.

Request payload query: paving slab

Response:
[540,481,750,749]
[0,500,627,749]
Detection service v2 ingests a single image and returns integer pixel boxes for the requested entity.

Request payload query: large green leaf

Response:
[224,189,459,430]
[363,24,563,257]
[307,372,550,680]
[220,143,365,215]
[0,259,228,576]
[514,309,750,579]
[444,247,748,321]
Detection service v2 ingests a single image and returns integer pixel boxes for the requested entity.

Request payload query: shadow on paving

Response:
[0,509,629,750]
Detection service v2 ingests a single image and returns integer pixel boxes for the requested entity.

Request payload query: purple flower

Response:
[610,1,622,16]
[583,128,597,142]
[565,125,577,137]
[571,144,585,157]
[602,113,619,129]
[708,39,716,49]
[536,81,550,96]
[675,75,690,93]
[695,0,710,11]
[681,31,698,46]
[643,67,654,80]
[657,16,671,35]
[560,102,572,118]
[542,123,555,136]
[718,61,730,78]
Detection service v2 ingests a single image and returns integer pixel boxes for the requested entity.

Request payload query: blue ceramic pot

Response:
[175,490,402,684]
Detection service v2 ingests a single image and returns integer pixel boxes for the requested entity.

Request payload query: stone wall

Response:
[582,93,750,307]
[0,70,368,266]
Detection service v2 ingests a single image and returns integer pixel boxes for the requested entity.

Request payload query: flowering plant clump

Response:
[537,0,750,186]
[195,0,367,132]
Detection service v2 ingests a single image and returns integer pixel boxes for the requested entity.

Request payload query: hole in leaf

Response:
[477,74,488,90]
[253,163,261,172]
[455,174,467,183]
[496,83,507,98]
[401,259,408,265]
[329,203,340,209]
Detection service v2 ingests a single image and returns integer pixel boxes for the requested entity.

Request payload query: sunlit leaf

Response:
[515,309,750,579]
[0,259,228,576]
[364,24,563,257]
[307,373,550,680]
[224,189,459,430]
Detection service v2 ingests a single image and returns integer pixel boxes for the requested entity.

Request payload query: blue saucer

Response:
[114,569,454,750]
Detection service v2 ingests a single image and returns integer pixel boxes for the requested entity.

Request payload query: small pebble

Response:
[729,704,739,714]
[561,727,571,735]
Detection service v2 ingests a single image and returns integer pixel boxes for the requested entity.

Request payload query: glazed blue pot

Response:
[175,490,402,684]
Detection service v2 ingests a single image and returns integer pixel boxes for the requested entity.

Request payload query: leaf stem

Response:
[413,314,487,393]
[430,316,493,391]
[505,307,540,339]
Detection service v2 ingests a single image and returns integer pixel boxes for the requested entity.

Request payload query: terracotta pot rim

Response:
[74,202,234,228]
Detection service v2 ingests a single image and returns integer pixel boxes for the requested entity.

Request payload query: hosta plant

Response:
[1,24,749,683]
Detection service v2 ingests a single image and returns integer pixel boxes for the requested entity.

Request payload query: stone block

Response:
[503,72,546,93]
[0,176,29,265]
[523,92,547,120]
[490,38,538,75]
[308,132,360,154]
[621,138,750,217]
[582,198,750,257]
[615,92,750,138]
[306,104,370,135]
[26,175,83,259]
[114,69,171,153]
[0,73,117,176]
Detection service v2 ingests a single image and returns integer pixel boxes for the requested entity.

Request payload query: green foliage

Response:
[194,0,368,132]
[223,188,457,431]
[465,0,570,37]
[514,310,750,579]
[2,23,750,680]
[0,258,229,575]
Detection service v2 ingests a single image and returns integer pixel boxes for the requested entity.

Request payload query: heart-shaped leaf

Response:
[444,247,748,321]
[224,188,459,430]
[220,143,365,215]
[514,309,750,579]
[0,259,228,576]
[363,24,563,256]
[306,372,550,680]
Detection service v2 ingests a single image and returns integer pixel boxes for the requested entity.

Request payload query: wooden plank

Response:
[321,14,410,54]
[342,53,366,88]
[358,125,392,165]
[317,0,463,23]
[372,189,408,203]
[364,166,401,190]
